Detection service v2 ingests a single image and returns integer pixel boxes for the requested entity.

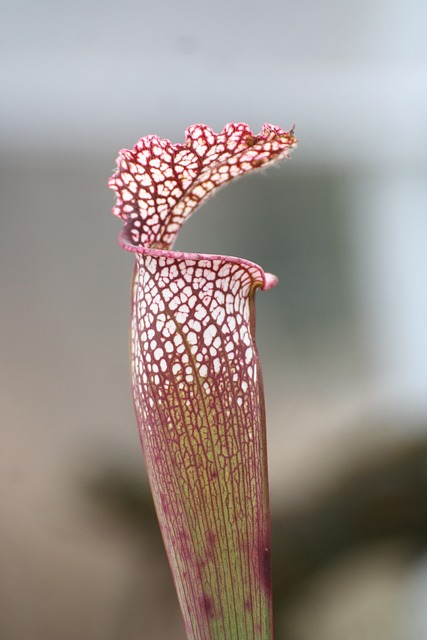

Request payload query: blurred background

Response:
[1,0,426,638]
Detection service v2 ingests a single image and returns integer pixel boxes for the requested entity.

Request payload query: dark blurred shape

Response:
[272,426,427,608]
[86,426,427,630]
[87,466,159,533]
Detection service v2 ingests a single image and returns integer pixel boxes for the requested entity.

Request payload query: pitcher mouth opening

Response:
[119,225,278,293]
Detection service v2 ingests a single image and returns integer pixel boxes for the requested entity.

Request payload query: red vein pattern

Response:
[109,123,297,640]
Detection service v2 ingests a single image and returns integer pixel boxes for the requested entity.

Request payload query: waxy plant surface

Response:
[109,122,297,640]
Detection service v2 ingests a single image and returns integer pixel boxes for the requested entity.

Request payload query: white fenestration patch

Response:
[203,325,217,347]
